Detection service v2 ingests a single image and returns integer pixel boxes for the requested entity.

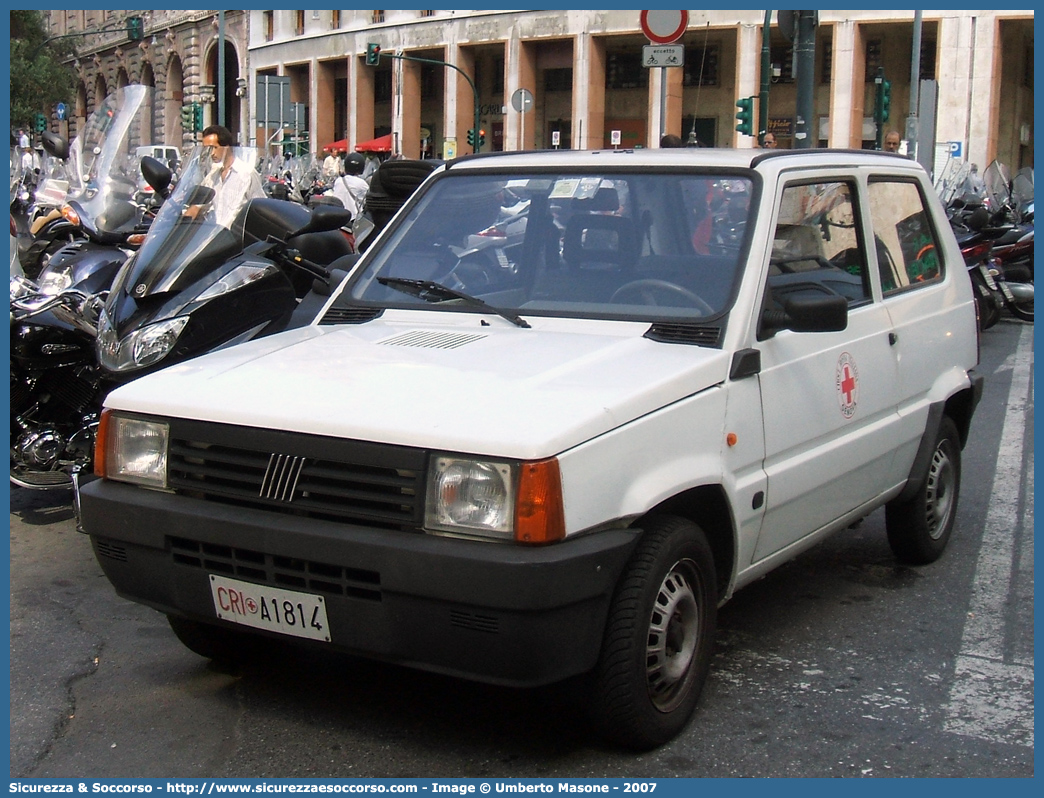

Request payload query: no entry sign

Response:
[639,10,689,45]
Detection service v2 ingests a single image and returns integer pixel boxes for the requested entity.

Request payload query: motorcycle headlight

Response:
[97,311,189,372]
[10,275,37,301]
[196,262,278,301]
[36,265,74,295]
[95,410,169,488]
[424,455,565,544]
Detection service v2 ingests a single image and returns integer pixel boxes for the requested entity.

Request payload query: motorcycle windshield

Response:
[115,144,263,299]
[66,85,154,237]
[1012,167,1033,207]
[982,160,1012,212]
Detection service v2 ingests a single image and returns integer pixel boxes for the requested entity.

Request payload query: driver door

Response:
[752,176,902,562]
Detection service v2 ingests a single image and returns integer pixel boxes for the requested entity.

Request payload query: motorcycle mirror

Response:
[287,204,355,239]
[40,130,69,160]
[140,156,173,199]
[185,185,216,206]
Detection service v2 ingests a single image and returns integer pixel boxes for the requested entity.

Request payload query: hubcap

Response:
[925,443,956,540]
[645,560,700,712]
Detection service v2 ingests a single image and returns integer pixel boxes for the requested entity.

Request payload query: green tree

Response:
[10,11,76,131]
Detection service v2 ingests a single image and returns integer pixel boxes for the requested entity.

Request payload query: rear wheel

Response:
[1007,294,1033,322]
[886,416,962,564]
[588,515,717,750]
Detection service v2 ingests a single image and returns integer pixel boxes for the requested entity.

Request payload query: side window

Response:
[867,180,943,294]
[767,181,870,307]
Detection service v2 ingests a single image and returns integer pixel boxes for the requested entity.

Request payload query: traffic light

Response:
[880,79,892,123]
[366,43,381,66]
[127,15,144,42]
[479,129,486,146]
[735,97,754,136]
[192,102,203,133]
[467,128,475,147]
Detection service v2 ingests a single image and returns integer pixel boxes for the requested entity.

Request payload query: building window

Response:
[372,11,385,24]
[263,10,273,42]
[683,45,719,87]
[420,10,436,18]
[919,39,937,81]
[820,40,832,84]
[331,10,340,29]
[770,43,795,83]
[544,68,573,93]
[606,52,648,90]
[865,40,882,81]
[492,57,505,94]
[312,10,319,20]
[295,10,304,36]
[374,70,392,100]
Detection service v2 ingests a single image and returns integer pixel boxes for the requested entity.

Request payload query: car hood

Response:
[106,312,730,460]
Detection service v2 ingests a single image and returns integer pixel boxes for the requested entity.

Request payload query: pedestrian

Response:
[17,128,30,149]
[184,125,263,227]
[761,132,778,149]
[659,133,685,148]
[322,147,342,180]
[883,130,902,153]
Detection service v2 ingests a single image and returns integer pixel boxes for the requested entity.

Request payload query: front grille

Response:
[166,419,429,531]
[169,536,381,600]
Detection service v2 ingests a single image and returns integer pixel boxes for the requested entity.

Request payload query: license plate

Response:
[209,575,331,642]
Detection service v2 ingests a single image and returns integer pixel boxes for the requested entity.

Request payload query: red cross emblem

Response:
[836,352,859,419]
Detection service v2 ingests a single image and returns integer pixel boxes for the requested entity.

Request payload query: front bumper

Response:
[79,479,640,686]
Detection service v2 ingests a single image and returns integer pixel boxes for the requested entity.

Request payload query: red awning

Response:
[323,139,347,152]
[355,133,392,153]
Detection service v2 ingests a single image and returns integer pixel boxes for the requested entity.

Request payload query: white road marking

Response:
[942,324,1034,747]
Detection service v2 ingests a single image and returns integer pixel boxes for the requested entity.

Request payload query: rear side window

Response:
[867,180,943,294]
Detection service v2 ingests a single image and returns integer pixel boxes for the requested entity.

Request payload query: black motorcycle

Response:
[11,144,355,490]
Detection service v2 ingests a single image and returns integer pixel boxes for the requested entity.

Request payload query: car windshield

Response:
[340,169,755,323]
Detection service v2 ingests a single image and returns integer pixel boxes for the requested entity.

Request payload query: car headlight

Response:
[425,455,565,544]
[95,410,169,488]
[97,311,189,372]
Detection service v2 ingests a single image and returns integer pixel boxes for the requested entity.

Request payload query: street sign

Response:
[639,10,688,45]
[55,102,67,121]
[551,130,561,148]
[511,88,534,113]
[611,130,622,146]
[642,45,685,68]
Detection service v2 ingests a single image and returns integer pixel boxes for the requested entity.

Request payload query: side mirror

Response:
[288,203,354,239]
[761,294,848,338]
[41,131,69,160]
[140,156,173,199]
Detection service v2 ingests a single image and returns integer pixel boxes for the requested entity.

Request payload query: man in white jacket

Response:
[330,152,370,220]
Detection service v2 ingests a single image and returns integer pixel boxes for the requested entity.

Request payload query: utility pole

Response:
[793,10,817,149]
[906,10,923,161]
[758,10,771,146]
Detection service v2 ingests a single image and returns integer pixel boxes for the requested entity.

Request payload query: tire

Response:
[167,614,253,665]
[1007,294,1033,322]
[588,515,717,750]
[886,416,962,565]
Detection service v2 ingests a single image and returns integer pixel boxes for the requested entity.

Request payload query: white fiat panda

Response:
[80,148,983,750]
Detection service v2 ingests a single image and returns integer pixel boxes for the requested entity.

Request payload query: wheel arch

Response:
[644,484,735,604]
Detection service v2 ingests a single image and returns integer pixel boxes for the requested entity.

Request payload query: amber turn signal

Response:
[515,458,566,544]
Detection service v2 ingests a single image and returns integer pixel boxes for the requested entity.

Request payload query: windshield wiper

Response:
[376,277,531,328]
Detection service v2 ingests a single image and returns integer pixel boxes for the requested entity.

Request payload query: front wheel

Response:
[885,416,962,564]
[588,515,717,750]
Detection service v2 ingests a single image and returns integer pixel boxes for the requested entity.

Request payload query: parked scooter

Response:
[11,145,355,490]
[19,86,159,279]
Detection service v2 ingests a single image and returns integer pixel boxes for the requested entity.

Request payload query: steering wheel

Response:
[610,279,714,314]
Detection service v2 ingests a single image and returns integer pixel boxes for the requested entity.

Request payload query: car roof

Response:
[445,147,926,177]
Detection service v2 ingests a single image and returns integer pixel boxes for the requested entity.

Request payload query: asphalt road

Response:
[9,318,1033,779]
